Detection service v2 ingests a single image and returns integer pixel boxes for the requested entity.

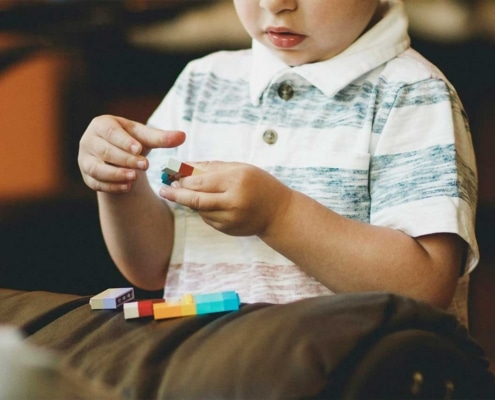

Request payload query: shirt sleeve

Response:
[369,77,479,273]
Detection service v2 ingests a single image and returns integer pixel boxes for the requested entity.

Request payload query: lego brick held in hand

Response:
[161,158,203,185]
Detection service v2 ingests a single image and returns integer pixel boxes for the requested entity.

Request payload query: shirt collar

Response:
[249,0,410,106]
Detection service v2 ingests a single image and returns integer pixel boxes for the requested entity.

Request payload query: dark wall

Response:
[0,197,162,298]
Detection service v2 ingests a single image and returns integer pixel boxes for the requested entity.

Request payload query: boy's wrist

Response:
[258,187,296,243]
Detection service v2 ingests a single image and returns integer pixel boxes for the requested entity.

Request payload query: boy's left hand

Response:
[159,161,293,237]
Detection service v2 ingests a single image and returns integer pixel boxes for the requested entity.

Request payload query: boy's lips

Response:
[265,27,306,49]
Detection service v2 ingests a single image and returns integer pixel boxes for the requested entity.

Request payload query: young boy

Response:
[78,0,478,326]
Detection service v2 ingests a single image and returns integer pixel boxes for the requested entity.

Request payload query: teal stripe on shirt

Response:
[178,72,375,129]
[370,144,477,213]
[177,72,464,133]
[372,78,469,134]
[266,165,371,222]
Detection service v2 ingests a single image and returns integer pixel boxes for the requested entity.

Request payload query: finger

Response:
[91,136,147,170]
[184,160,226,173]
[159,186,222,212]
[89,115,143,156]
[83,174,134,193]
[115,117,186,152]
[177,167,232,193]
[81,156,138,183]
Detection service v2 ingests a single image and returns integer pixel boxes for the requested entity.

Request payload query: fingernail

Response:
[131,144,140,155]
[137,160,146,170]
[126,171,135,180]
[171,181,180,188]
[159,187,169,197]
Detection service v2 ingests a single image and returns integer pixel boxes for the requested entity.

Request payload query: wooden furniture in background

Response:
[0,35,73,200]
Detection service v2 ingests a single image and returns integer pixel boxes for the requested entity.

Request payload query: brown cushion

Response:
[0,288,493,399]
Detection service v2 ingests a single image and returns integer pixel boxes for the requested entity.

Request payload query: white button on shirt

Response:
[277,82,294,101]
[262,129,278,145]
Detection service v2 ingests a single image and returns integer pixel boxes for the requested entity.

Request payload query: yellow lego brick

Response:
[181,293,197,316]
[153,299,183,320]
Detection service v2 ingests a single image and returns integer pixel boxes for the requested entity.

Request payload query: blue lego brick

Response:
[161,173,173,185]
[221,291,241,311]
[193,292,240,314]
[194,292,225,314]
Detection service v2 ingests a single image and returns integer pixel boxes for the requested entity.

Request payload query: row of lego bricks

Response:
[128,291,240,320]
[89,288,240,320]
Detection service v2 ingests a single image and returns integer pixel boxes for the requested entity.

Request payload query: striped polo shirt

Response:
[146,0,478,324]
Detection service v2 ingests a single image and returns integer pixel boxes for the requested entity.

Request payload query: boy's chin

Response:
[270,49,330,66]
[272,51,307,67]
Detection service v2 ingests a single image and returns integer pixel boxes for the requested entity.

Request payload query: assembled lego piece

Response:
[89,288,134,310]
[153,291,240,320]
[123,299,165,319]
[161,158,202,185]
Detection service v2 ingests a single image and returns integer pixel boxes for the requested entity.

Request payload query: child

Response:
[78,0,478,326]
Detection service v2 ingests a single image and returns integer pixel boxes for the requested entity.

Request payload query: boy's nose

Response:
[259,0,297,14]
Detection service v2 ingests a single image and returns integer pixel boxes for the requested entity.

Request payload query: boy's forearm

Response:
[259,190,462,309]
[97,172,174,290]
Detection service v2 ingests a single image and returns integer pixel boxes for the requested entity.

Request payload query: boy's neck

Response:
[363,1,387,37]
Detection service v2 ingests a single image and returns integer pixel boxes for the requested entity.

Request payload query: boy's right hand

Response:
[78,115,185,193]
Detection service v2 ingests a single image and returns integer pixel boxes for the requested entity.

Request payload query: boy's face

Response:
[233,0,380,66]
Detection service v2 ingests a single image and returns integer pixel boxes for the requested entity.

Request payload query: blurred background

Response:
[0,0,493,367]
